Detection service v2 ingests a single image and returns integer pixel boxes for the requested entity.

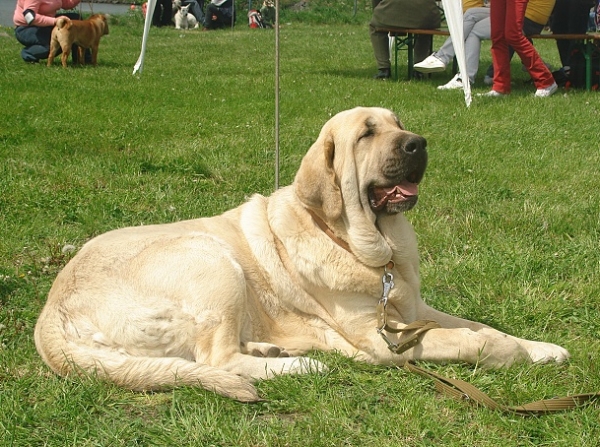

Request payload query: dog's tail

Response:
[34,318,260,402]
[55,16,71,30]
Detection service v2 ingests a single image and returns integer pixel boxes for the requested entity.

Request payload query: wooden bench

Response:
[377,27,600,91]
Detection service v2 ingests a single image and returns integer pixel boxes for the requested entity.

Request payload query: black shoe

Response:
[373,68,391,80]
[551,67,570,87]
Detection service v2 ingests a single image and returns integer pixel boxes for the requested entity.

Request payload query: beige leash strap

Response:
[377,318,441,354]
[374,269,599,414]
[405,362,600,415]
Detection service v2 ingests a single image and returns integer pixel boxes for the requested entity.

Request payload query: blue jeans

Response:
[182,0,205,23]
[14,12,80,62]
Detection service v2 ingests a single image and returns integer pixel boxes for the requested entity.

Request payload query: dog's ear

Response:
[294,128,342,221]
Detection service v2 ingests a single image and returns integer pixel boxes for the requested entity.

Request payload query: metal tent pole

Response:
[274,0,280,190]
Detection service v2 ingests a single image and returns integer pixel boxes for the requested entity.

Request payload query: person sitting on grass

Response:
[13,0,84,63]
[260,0,276,28]
[203,0,235,30]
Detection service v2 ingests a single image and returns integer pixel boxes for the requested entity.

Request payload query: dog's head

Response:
[90,14,109,36]
[294,107,427,266]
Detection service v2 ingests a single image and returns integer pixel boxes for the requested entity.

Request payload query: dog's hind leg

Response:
[47,38,58,66]
[52,342,260,401]
[60,45,70,68]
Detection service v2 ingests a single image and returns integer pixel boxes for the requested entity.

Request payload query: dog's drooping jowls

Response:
[47,14,109,68]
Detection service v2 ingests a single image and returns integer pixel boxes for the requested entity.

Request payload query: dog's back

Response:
[68,14,109,44]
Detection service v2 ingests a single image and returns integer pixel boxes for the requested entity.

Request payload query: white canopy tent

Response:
[132,0,156,75]
[440,0,471,106]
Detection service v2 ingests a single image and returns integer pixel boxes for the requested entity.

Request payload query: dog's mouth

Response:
[369,180,419,213]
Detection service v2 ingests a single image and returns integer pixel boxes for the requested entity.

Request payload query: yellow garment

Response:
[525,0,556,26]
[462,0,484,12]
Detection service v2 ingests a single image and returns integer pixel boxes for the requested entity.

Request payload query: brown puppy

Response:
[47,14,109,68]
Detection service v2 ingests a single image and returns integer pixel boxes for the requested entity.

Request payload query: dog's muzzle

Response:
[369,134,427,214]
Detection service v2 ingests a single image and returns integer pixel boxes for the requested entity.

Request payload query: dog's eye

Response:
[359,125,375,141]
[359,130,374,140]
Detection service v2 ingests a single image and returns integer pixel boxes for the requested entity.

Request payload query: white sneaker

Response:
[534,82,558,97]
[437,74,465,90]
[483,75,493,86]
[413,54,446,73]
[476,90,507,97]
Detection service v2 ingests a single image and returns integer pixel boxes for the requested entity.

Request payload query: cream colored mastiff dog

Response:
[35,107,569,401]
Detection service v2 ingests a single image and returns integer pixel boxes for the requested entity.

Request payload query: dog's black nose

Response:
[401,134,427,155]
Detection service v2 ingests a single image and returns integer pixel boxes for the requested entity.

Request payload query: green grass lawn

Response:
[1,4,600,446]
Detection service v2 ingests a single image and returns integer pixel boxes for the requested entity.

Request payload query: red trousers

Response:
[490,0,554,93]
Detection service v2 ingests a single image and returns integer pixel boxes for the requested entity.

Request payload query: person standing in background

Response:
[152,0,173,27]
[483,0,558,97]
[483,0,556,86]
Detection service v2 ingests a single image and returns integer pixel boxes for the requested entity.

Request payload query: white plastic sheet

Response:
[441,0,471,107]
[133,0,156,75]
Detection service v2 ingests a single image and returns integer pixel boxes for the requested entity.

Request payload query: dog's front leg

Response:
[90,44,99,66]
[411,302,570,367]
[77,46,85,65]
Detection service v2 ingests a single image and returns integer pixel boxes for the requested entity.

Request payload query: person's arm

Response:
[61,0,82,11]
[16,0,56,27]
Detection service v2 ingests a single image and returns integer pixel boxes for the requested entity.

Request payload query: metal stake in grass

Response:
[274,0,280,190]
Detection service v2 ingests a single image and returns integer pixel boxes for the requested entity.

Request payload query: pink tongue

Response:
[372,181,418,209]
[396,181,418,197]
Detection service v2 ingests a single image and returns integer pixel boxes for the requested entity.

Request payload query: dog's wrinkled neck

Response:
[306,208,351,254]
[307,208,394,270]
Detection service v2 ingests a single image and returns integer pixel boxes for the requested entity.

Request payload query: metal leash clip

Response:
[376,268,395,334]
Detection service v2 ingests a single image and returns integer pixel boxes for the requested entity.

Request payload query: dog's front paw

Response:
[523,341,570,364]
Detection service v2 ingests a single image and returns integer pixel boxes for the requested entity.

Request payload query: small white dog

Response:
[174,4,198,29]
